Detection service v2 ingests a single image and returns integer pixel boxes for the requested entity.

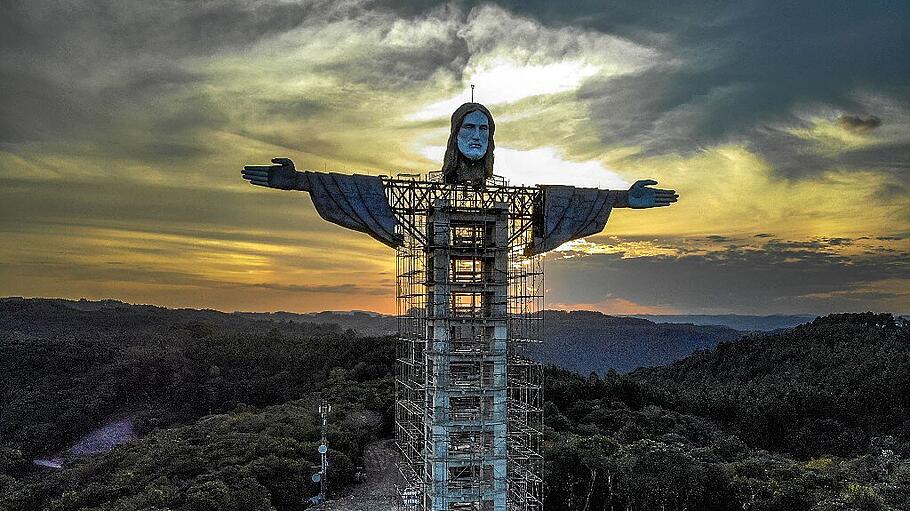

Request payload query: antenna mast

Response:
[311,400,331,508]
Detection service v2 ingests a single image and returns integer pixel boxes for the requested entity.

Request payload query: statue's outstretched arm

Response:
[621,179,678,208]
[240,157,402,249]
[241,157,311,191]
[529,179,678,255]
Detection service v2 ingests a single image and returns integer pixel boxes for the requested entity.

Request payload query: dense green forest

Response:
[0,298,394,510]
[1,299,908,510]
[543,313,910,510]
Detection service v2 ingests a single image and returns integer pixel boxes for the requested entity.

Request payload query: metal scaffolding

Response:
[392,173,543,511]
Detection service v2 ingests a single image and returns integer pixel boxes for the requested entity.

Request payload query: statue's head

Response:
[442,102,495,185]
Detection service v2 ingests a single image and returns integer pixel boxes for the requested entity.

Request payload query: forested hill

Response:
[633,313,910,458]
[529,310,743,373]
[0,297,343,339]
[543,313,910,510]
[0,297,397,511]
[236,310,398,337]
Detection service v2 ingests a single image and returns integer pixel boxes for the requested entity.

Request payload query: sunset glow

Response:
[1,2,907,315]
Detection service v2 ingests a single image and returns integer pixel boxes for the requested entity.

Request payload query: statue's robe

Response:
[302,172,618,255]
[530,185,617,255]
[303,172,402,248]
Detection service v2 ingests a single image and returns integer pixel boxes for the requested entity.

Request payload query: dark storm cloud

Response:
[310,34,469,91]
[747,121,910,179]
[377,0,731,43]
[743,113,910,181]
[0,0,335,60]
[247,282,388,295]
[839,115,882,133]
[9,0,906,177]
[763,239,852,250]
[0,176,390,249]
[547,239,909,314]
[7,253,387,296]
[836,142,910,175]
[14,260,221,289]
[0,0,350,145]
[469,0,910,178]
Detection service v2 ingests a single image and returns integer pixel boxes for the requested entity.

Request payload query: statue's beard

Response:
[456,154,487,184]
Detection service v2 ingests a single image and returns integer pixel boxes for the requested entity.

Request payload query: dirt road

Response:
[323,440,403,511]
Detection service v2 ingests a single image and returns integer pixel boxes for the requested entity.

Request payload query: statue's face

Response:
[457,110,489,161]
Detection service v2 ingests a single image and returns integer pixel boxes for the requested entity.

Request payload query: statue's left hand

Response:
[628,179,678,208]
[241,157,301,190]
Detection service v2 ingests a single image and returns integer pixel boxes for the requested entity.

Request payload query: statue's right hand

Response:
[241,157,298,190]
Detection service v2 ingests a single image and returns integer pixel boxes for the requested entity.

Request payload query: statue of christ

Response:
[241,102,678,254]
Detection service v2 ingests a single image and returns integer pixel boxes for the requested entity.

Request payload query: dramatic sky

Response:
[2,1,908,315]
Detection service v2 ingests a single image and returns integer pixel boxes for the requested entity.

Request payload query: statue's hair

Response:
[441,102,495,184]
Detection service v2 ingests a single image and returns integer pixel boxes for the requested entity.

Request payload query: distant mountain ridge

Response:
[531,310,744,373]
[235,309,819,334]
[629,313,817,331]
[2,298,753,373]
[235,310,399,337]
[238,309,748,373]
